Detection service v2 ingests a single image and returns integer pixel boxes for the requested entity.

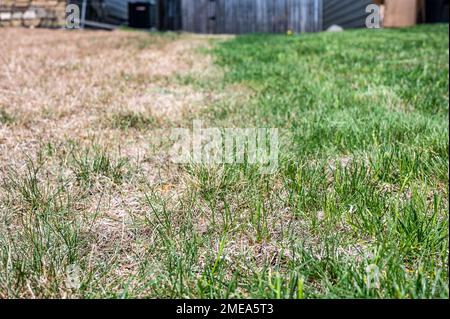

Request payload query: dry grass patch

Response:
[0,28,241,298]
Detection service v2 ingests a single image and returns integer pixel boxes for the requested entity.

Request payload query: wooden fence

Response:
[180,0,322,34]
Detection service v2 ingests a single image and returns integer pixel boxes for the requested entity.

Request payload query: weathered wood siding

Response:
[181,0,322,34]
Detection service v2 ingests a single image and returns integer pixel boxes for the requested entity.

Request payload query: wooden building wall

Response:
[158,0,182,31]
[180,0,322,34]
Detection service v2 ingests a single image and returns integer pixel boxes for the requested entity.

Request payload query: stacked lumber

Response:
[0,0,67,28]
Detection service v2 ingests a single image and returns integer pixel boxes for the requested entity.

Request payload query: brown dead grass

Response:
[0,28,233,169]
[0,28,241,297]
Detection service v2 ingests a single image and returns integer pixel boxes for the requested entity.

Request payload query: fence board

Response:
[181,0,322,34]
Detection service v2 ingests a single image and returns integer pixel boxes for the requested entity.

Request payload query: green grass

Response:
[0,109,14,124]
[0,25,447,299]
[109,112,158,131]
[69,145,131,186]
[187,24,449,298]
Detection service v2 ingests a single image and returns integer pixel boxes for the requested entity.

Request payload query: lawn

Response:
[0,24,448,299]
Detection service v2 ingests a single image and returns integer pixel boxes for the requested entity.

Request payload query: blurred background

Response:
[0,0,449,33]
